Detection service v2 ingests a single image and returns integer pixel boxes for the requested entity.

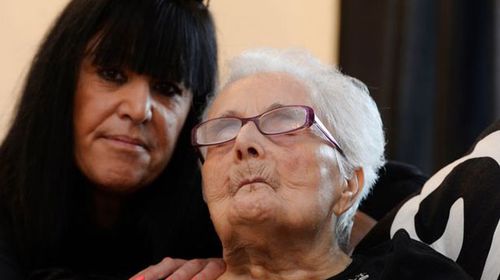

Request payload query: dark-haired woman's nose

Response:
[233,122,265,162]
[117,79,153,124]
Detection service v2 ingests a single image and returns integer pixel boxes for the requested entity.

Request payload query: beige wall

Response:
[0,0,71,138]
[212,0,340,79]
[0,0,339,139]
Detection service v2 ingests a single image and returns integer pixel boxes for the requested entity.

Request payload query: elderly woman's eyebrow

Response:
[217,103,285,118]
[266,103,285,111]
[219,110,240,118]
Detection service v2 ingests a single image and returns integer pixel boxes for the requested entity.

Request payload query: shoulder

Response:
[356,120,500,280]
[348,230,472,280]
[0,208,23,279]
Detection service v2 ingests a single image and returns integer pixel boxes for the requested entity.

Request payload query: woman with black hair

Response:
[0,0,223,279]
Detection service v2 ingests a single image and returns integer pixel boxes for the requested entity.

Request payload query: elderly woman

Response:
[191,49,471,279]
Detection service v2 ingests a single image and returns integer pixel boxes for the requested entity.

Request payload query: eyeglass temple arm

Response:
[313,116,346,157]
[192,144,206,164]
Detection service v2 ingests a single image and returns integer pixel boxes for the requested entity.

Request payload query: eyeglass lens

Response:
[196,106,309,145]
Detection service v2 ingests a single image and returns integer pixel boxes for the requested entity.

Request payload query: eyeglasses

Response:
[191,105,345,160]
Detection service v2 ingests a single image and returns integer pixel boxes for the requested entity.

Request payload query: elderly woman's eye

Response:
[152,81,182,97]
[205,119,240,143]
[97,68,127,84]
[216,125,238,139]
[262,113,302,132]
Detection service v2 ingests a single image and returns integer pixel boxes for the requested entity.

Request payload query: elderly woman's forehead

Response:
[208,72,312,117]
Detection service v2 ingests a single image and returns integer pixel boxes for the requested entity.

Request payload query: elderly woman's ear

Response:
[333,168,365,216]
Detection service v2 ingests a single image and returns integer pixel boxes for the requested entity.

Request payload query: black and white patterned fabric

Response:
[356,120,500,280]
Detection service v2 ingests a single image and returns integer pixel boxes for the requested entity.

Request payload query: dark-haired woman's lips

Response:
[102,135,149,151]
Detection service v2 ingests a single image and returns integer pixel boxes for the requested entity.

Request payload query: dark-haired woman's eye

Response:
[97,68,127,84]
[152,81,183,97]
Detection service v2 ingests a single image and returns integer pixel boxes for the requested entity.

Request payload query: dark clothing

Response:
[0,211,20,279]
[359,161,427,221]
[0,171,221,280]
[356,120,500,280]
[326,230,471,280]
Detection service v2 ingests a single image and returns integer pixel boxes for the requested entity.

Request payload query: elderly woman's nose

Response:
[117,80,153,124]
[233,122,264,161]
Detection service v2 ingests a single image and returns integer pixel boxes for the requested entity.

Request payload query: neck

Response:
[219,226,351,280]
[92,189,128,228]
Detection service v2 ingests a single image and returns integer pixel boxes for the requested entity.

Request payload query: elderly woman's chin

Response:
[229,181,281,225]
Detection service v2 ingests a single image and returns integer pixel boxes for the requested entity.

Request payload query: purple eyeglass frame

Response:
[191,105,345,161]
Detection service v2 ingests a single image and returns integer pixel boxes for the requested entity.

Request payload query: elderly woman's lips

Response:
[238,178,268,189]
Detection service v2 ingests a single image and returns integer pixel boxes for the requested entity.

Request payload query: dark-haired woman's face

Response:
[73,57,192,193]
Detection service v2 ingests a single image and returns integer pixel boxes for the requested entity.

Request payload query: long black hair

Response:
[0,0,217,272]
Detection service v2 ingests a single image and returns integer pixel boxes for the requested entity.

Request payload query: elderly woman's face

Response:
[73,57,192,193]
[202,73,344,240]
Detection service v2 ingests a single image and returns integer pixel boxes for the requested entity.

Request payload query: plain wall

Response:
[0,0,339,140]
[0,0,71,139]
[211,0,340,79]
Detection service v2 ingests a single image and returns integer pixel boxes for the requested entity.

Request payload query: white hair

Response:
[203,48,386,252]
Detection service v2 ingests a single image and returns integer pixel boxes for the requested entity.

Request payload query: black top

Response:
[326,230,471,280]
[359,160,427,221]
[355,120,500,280]
[0,171,222,280]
